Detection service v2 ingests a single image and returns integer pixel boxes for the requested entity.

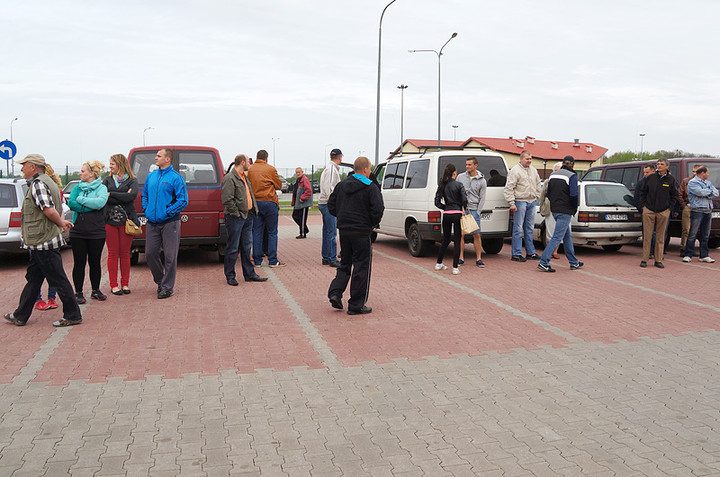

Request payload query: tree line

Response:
[603,149,715,164]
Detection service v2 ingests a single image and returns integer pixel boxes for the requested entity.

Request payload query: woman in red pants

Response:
[103,154,139,295]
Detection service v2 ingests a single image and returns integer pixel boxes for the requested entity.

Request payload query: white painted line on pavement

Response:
[266,268,342,370]
[374,250,585,344]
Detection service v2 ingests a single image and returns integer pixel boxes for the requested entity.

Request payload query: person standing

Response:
[504,150,542,261]
[248,149,285,268]
[4,154,82,327]
[103,153,138,296]
[434,164,467,275]
[291,167,312,239]
[538,155,582,272]
[221,154,268,286]
[682,166,718,263]
[539,161,563,259]
[456,157,486,268]
[678,164,701,254]
[142,148,188,299]
[319,149,342,267]
[327,157,384,315]
[636,158,678,268]
[67,160,109,303]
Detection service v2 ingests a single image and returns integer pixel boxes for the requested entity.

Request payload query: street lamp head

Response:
[451,32,458,38]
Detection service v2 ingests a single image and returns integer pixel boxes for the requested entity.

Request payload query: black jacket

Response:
[328,175,384,236]
[103,176,139,225]
[434,179,467,211]
[636,172,678,212]
[546,166,579,215]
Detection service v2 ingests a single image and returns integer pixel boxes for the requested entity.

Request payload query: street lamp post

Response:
[639,133,646,161]
[143,127,154,146]
[409,32,458,149]
[397,84,408,152]
[452,125,458,141]
[272,137,280,167]
[374,0,398,167]
[324,143,332,167]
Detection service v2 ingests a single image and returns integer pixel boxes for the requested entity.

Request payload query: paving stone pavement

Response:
[0,216,719,476]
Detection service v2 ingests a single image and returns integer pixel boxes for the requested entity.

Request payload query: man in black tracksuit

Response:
[635,158,678,268]
[327,156,384,315]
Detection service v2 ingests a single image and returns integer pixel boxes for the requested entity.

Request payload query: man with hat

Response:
[538,155,583,272]
[4,154,82,327]
[318,148,343,267]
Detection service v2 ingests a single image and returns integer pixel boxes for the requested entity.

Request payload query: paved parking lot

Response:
[1,215,719,476]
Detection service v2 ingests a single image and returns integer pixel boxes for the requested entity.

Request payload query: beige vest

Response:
[20,173,63,247]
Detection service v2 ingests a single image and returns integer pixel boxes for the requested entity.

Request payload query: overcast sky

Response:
[4,0,720,174]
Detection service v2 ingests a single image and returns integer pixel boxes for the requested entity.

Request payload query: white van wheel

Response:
[407,223,433,257]
[481,238,504,255]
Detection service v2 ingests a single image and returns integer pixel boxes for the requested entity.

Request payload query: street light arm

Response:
[374,0,399,167]
[439,32,458,55]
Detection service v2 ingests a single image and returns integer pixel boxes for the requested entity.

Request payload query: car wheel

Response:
[218,244,226,262]
[601,244,623,252]
[482,238,504,255]
[407,223,433,257]
[130,251,139,266]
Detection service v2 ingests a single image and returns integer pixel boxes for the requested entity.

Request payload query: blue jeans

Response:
[540,213,578,266]
[319,203,337,262]
[224,214,256,281]
[512,200,537,256]
[253,201,279,265]
[683,210,712,258]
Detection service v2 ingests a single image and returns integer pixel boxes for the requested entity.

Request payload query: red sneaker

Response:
[46,298,59,309]
[34,300,49,311]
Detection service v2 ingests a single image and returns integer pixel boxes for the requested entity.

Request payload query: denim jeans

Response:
[224,214,256,281]
[319,203,337,262]
[539,212,578,266]
[253,201,279,265]
[683,210,712,258]
[512,200,537,256]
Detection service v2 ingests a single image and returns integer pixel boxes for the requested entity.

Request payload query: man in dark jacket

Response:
[635,158,678,268]
[538,155,582,272]
[327,156,384,315]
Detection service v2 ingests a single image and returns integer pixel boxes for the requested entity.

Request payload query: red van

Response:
[128,146,227,263]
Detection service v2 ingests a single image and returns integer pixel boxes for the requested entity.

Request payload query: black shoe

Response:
[537,263,556,273]
[640,261,647,268]
[227,278,239,286]
[511,255,527,262]
[111,288,124,296]
[329,261,341,268]
[322,259,331,265]
[526,254,540,260]
[91,290,107,301]
[569,262,584,270]
[654,262,665,269]
[75,293,86,304]
[329,295,343,310]
[122,288,131,295]
[347,306,372,315]
[4,313,27,326]
[245,276,268,282]
[158,289,174,299]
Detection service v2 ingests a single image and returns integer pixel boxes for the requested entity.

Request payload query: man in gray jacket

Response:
[456,157,487,267]
[221,154,267,286]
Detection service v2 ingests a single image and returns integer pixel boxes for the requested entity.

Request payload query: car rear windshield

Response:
[132,150,220,186]
[437,155,507,186]
[0,184,18,208]
[584,184,634,207]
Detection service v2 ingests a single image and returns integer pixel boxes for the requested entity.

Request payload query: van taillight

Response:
[219,212,225,224]
[428,211,441,223]
[9,212,22,227]
[578,212,599,222]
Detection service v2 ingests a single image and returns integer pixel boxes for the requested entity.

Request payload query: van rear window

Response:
[178,151,219,185]
[437,155,506,185]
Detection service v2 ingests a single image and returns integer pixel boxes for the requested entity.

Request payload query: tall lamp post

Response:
[143,127,154,146]
[324,143,332,167]
[272,137,280,167]
[397,84,408,152]
[374,0,398,167]
[452,125,458,141]
[409,32,458,149]
[10,118,18,176]
[639,133,646,160]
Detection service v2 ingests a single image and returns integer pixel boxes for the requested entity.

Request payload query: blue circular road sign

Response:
[0,140,17,161]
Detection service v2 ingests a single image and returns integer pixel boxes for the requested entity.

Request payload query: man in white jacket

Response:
[318,148,343,267]
[504,150,542,262]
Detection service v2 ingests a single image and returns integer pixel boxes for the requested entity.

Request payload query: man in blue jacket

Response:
[142,148,188,299]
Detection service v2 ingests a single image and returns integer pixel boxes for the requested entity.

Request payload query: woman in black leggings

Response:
[67,160,109,303]
[434,163,467,275]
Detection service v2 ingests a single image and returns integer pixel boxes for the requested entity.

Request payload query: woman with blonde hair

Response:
[67,160,109,303]
[103,153,138,295]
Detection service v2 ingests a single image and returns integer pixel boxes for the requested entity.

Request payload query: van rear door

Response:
[175,149,222,238]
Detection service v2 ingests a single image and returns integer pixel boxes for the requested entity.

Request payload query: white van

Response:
[373,150,512,256]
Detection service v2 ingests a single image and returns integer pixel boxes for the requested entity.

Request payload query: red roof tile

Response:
[464,137,607,162]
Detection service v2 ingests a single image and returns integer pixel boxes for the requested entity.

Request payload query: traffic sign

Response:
[0,140,17,161]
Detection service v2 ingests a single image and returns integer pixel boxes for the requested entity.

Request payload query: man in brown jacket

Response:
[221,154,267,286]
[247,149,285,267]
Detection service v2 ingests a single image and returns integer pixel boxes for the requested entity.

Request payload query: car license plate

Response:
[480,212,491,220]
[605,214,627,221]
[713,211,720,218]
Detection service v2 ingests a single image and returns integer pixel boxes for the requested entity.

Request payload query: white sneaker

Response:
[682,256,691,262]
[434,263,447,271]
[452,268,460,275]
[699,257,715,263]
